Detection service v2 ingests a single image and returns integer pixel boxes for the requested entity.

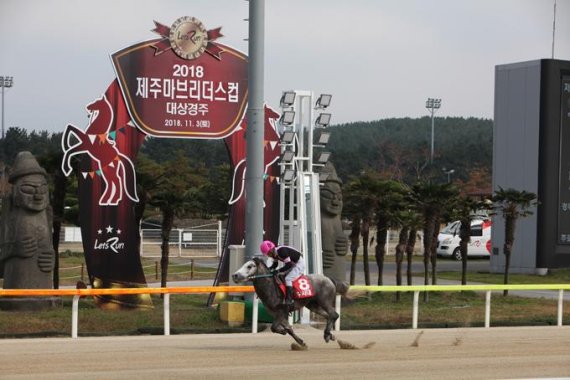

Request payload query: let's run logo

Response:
[93,225,125,253]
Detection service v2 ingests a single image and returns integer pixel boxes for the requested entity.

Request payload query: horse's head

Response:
[232,257,267,283]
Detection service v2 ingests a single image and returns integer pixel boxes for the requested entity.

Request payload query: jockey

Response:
[259,240,305,306]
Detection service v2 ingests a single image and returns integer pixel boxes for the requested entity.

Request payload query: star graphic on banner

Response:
[106,225,113,233]
[97,229,102,234]
[117,229,122,235]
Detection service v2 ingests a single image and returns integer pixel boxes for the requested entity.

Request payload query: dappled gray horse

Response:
[232,257,349,347]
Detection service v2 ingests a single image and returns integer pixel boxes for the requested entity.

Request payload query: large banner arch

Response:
[61,17,281,309]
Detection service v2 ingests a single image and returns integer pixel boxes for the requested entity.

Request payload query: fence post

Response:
[72,295,80,339]
[335,294,341,331]
[140,229,144,257]
[218,220,223,258]
[485,291,491,328]
[178,229,182,257]
[164,293,170,336]
[558,289,564,327]
[252,293,259,333]
[412,291,419,329]
[80,264,84,282]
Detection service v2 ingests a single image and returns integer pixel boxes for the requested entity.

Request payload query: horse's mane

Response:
[252,257,270,275]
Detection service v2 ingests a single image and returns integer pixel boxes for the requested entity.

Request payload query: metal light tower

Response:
[425,97,441,163]
[0,76,14,140]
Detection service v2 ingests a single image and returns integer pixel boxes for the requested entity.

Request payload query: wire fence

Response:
[55,259,217,285]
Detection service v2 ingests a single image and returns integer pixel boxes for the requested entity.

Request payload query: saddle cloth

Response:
[278,275,315,299]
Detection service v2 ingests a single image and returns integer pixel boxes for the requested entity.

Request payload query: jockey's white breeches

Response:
[284,257,305,286]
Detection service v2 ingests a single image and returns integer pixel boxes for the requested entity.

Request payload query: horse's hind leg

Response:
[307,303,338,343]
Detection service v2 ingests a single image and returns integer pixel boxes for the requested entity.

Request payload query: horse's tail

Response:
[118,153,139,202]
[329,277,350,296]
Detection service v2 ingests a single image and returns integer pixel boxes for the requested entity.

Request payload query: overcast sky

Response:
[1,0,569,134]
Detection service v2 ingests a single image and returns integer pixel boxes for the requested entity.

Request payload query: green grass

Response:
[1,254,570,338]
[0,294,238,338]
[435,268,570,284]
[340,290,570,330]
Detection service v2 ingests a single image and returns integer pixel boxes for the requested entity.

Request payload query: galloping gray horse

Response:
[233,257,349,348]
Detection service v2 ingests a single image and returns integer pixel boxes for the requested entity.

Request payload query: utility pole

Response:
[244,0,265,260]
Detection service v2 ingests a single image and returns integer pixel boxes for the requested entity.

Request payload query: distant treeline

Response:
[0,115,492,186]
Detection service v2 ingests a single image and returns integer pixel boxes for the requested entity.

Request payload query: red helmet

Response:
[260,240,275,256]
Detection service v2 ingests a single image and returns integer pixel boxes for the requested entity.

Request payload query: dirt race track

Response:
[1,326,569,380]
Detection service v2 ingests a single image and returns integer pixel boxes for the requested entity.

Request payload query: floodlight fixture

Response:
[1,77,14,87]
[280,130,295,144]
[425,98,441,110]
[316,131,331,145]
[279,110,295,126]
[316,151,331,164]
[315,113,332,128]
[280,91,296,107]
[281,150,295,164]
[282,169,296,182]
[315,94,332,109]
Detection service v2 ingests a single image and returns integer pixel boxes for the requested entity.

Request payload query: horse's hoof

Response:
[291,342,308,351]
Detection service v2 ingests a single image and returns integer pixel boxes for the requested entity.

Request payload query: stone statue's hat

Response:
[9,151,47,184]
[321,161,342,185]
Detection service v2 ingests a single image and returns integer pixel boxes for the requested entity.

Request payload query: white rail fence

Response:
[1,284,570,338]
[140,221,223,258]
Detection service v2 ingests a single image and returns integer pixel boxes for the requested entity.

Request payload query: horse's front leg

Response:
[283,324,306,347]
[61,126,85,176]
[271,312,306,347]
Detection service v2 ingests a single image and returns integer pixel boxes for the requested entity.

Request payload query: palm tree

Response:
[147,153,208,288]
[392,208,421,300]
[405,212,422,287]
[448,196,491,285]
[409,181,459,300]
[344,174,380,285]
[134,153,164,243]
[372,180,407,286]
[491,187,537,296]
[348,214,360,285]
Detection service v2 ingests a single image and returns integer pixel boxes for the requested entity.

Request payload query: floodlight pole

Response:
[245,0,265,260]
[425,98,441,164]
[1,76,13,140]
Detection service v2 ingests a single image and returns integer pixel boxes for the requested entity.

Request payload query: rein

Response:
[247,273,275,280]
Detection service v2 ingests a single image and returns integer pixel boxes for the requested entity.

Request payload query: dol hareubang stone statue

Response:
[0,151,57,310]
[320,162,348,281]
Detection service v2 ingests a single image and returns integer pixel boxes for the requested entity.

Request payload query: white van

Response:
[436,219,492,260]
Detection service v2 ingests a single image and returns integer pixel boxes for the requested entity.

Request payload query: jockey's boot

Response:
[284,286,294,307]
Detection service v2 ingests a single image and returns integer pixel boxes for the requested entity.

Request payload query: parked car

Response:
[436,218,492,260]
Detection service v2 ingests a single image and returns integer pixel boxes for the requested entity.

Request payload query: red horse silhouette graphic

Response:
[228,106,281,205]
[61,95,138,206]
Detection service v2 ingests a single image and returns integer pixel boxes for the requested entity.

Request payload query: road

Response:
[352,257,491,283]
[0,326,569,379]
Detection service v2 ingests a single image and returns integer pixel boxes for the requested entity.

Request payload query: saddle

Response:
[276,275,315,299]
